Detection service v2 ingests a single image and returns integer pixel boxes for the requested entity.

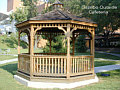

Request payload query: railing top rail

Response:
[71,55,93,58]
[18,53,30,57]
[33,55,67,58]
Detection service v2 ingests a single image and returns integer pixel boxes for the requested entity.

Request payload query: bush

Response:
[75,35,87,53]
[43,36,67,53]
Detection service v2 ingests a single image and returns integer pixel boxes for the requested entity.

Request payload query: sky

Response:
[0,0,7,13]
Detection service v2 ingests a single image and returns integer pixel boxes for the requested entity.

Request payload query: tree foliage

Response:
[10,0,39,24]
[75,35,87,53]
[10,7,28,23]
[43,36,67,53]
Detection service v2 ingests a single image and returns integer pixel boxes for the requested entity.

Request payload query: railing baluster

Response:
[64,58,66,74]
[46,58,47,73]
[33,58,35,72]
[55,58,56,74]
[61,58,63,73]
[77,58,78,73]
[73,58,74,73]
[37,58,38,73]
[49,58,50,73]
[58,58,60,74]
[40,58,41,73]
[82,57,83,72]
[88,58,90,71]
[42,58,45,73]
[52,58,53,73]
[84,58,85,72]
[75,58,76,73]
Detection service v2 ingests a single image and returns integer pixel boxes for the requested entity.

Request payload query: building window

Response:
[19,4,21,6]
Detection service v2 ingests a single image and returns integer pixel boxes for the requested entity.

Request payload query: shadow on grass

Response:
[95,60,117,67]
[95,53,120,60]
[0,63,17,75]
[96,69,120,77]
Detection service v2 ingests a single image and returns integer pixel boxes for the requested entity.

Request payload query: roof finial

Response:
[53,0,63,10]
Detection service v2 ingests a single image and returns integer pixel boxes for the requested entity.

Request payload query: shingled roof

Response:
[0,12,9,21]
[29,9,96,24]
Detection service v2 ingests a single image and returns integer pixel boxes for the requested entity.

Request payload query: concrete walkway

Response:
[95,64,120,73]
[0,58,18,65]
[96,51,120,57]
[0,58,120,73]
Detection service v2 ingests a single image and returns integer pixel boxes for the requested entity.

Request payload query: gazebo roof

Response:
[29,9,96,24]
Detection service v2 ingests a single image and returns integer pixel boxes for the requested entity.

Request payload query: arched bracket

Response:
[58,27,66,34]
[70,27,77,34]
[33,27,42,37]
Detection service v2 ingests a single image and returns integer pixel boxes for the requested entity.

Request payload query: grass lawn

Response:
[94,59,120,67]
[75,52,120,60]
[0,55,17,61]
[7,48,43,54]
[0,61,120,90]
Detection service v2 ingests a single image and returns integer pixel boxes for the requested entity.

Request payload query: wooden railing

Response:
[33,55,67,77]
[34,53,73,56]
[18,54,30,74]
[70,55,93,76]
[18,54,93,78]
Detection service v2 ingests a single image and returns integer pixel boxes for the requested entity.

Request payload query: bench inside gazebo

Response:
[15,0,98,84]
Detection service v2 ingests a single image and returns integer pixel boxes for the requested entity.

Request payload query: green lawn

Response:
[0,55,17,61]
[0,61,120,90]
[75,52,120,60]
[94,59,120,67]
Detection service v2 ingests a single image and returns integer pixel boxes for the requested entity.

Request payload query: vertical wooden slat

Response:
[73,58,74,73]
[75,58,76,73]
[64,58,66,74]
[49,58,50,73]
[40,58,41,73]
[61,58,63,74]
[84,58,85,72]
[88,58,90,71]
[42,58,44,73]
[77,58,79,73]
[46,58,47,73]
[55,58,56,74]
[37,58,38,73]
[58,58,60,74]
[52,58,53,73]
[82,57,83,72]
[33,58,35,72]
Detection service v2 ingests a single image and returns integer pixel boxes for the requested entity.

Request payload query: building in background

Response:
[7,0,50,14]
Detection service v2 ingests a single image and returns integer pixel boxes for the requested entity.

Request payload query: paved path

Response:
[95,64,120,73]
[96,51,120,57]
[0,58,120,73]
[0,58,18,65]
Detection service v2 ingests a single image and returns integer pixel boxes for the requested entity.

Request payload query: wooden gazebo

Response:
[16,1,97,83]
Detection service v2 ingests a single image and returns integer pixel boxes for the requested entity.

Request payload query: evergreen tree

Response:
[75,35,87,53]
[43,36,67,53]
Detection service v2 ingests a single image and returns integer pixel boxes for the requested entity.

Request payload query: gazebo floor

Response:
[16,71,95,83]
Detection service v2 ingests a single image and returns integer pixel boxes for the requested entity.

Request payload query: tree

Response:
[43,36,67,53]
[10,7,28,24]
[21,0,39,19]
[75,35,87,53]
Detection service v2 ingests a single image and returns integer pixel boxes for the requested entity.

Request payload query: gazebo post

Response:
[92,30,95,75]
[30,24,34,78]
[18,32,20,54]
[67,24,71,78]
[72,33,75,55]
[50,33,52,55]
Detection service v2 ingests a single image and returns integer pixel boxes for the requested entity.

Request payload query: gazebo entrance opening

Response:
[16,1,97,83]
